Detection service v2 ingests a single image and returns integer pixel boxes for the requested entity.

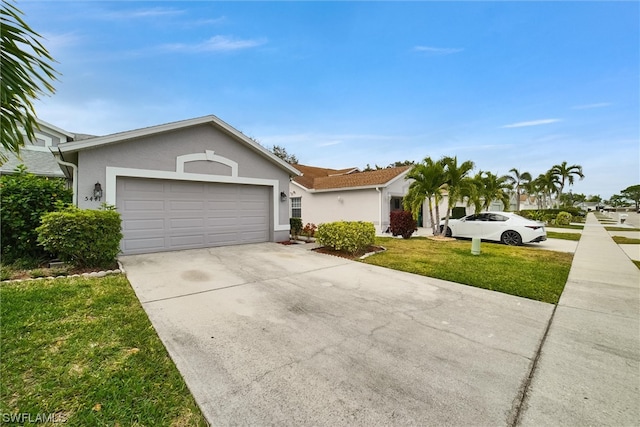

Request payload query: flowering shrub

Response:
[389,210,416,239]
[301,223,317,238]
[316,221,375,254]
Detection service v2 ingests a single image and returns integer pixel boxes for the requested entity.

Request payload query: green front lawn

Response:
[0,275,207,426]
[362,237,572,304]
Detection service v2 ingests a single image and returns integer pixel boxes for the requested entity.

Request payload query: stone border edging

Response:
[1,267,124,283]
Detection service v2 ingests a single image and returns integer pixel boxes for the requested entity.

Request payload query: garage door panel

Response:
[117,177,270,254]
[123,218,165,231]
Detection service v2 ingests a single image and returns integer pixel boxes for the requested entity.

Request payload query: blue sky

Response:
[23,1,639,199]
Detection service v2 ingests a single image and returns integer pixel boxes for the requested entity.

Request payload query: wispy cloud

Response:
[413,46,463,55]
[571,102,612,110]
[318,141,342,147]
[105,7,185,20]
[501,119,562,128]
[162,35,267,53]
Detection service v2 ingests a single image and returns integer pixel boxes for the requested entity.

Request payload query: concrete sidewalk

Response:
[518,213,640,426]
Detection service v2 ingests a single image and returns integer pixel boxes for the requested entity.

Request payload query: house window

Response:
[291,197,302,218]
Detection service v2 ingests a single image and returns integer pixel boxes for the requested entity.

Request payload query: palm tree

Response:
[506,168,532,212]
[535,170,561,208]
[1,0,57,162]
[480,171,511,211]
[440,156,475,236]
[551,161,584,200]
[403,157,446,236]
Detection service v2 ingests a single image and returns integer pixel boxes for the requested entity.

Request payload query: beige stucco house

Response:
[288,164,412,232]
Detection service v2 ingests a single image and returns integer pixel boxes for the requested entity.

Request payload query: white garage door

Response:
[117,177,270,254]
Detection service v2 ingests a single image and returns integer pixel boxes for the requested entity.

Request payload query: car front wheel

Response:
[501,230,522,246]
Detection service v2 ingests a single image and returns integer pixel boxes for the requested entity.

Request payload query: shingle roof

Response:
[292,163,411,191]
[0,149,64,177]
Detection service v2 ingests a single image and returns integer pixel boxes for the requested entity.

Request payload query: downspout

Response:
[376,187,382,233]
[53,149,78,206]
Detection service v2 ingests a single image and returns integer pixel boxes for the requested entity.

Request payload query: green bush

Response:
[316,221,375,254]
[0,165,72,264]
[555,211,572,226]
[290,217,303,237]
[390,211,416,239]
[36,206,123,268]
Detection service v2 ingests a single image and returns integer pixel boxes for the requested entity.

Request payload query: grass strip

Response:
[547,231,581,241]
[612,236,640,245]
[362,237,572,304]
[606,227,640,232]
[0,275,207,426]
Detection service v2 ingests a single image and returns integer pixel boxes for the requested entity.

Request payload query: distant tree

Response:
[505,168,532,212]
[620,184,640,210]
[388,160,415,168]
[363,164,383,171]
[1,0,57,162]
[586,194,602,203]
[270,144,298,164]
[551,161,584,200]
[607,194,627,207]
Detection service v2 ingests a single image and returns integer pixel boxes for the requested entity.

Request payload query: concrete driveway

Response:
[120,243,553,426]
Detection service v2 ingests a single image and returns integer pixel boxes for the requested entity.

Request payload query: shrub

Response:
[36,206,123,268]
[555,211,572,226]
[389,210,416,239]
[0,165,72,264]
[316,221,375,254]
[290,217,302,238]
[301,223,317,239]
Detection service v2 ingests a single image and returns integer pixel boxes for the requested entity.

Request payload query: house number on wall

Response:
[85,195,102,202]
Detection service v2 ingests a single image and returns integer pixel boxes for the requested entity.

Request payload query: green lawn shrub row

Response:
[316,221,375,254]
[37,207,123,268]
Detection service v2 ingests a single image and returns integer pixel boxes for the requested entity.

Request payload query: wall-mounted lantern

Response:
[280,191,287,202]
[93,182,103,200]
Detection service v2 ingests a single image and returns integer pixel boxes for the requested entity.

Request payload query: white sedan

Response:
[439,212,547,246]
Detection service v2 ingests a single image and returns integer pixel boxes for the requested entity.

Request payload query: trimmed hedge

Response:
[390,211,416,239]
[36,207,123,268]
[555,211,572,226]
[316,221,375,254]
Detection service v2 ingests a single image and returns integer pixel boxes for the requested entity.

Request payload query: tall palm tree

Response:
[441,156,475,236]
[403,157,446,236]
[466,171,485,214]
[1,0,58,161]
[506,168,532,212]
[551,161,584,201]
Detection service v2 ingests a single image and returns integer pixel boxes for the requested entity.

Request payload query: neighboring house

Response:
[289,164,412,232]
[54,115,300,255]
[0,119,75,178]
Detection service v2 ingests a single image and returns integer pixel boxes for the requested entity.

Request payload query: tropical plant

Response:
[403,157,446,236]
[1,0,58,161]
[441,156,475,236]
[506,168,532,212]
[551,161,584,200]
[389,210,416,239]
